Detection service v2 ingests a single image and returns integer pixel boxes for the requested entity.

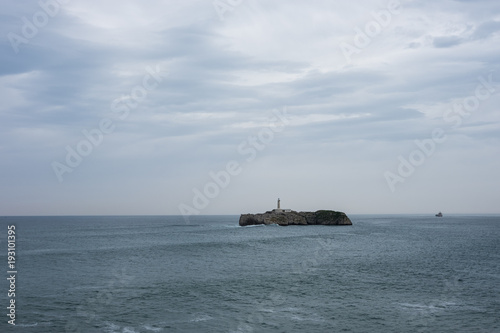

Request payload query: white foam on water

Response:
[190,314,213,322]
[17,322,39,327]
[230,323,254,333]
[104,322,136,333]
[290,314,304,321]
[143,324,162,332]
[122,327,139,333]
[259,308,275,313]
[104,322,120,333]
[277,306,326,323]
[398,302,440,312]
[397,300,459,315]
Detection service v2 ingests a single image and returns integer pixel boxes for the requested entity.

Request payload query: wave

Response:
[16,322,39,327]
[398,300,459,313]
[166,224,203,227]
[189,314,213,322]
[104,322,140,333]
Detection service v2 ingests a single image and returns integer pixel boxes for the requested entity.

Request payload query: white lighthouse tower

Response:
[273,198,290,213]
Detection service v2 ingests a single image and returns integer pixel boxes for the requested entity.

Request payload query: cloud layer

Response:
[1,0,499,215]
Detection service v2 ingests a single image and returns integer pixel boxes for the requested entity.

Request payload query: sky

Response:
[1,0,499,216]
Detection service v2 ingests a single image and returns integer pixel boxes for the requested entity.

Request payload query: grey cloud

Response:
[472,20,500,40]
[432,36,464,48]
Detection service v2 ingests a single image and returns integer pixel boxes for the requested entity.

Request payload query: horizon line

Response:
[2,213,500,217]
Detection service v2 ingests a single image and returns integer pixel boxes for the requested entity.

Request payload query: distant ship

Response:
[435,212,443,217]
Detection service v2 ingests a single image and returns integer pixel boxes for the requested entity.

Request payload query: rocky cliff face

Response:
[239,210,352,226]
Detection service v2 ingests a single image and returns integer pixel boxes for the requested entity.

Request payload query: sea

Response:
[0,214,499,333]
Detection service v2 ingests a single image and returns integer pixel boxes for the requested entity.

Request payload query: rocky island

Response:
[239,199,352,226]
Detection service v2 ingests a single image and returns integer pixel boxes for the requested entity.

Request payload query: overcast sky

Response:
[1,0,499,216]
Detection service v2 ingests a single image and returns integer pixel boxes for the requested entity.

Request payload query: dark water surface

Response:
[0,215,499,332]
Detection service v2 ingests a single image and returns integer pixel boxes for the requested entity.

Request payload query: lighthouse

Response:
[273,198,290,213]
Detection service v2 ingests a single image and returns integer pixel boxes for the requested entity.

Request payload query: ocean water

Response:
[0,215,499,333]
